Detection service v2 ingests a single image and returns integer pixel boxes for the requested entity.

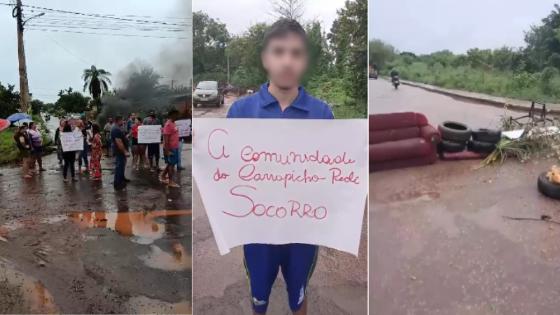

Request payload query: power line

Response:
[25,27,189,40]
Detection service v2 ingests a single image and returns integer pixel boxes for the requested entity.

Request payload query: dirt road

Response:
[370,79,560,314]
[193,94,237,118]
[0,144,192,313]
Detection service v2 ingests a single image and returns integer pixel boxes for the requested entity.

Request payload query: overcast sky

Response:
[370,0,559,54]
[194,0,346,36]
[0,0,192,103]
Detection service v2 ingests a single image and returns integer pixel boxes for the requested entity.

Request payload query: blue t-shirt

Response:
[111,125,128,155]
[227,83,334,119]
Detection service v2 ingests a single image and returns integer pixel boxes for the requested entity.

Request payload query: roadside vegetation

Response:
[194,0,367,118]
[370,4,560,104]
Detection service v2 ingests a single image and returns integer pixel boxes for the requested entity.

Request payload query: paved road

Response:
[0,144,192,313]
[370,79,524,129]
[370,79,560,314]
[193,94,237,118]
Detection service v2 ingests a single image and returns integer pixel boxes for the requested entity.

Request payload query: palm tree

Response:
[83,65,111,112]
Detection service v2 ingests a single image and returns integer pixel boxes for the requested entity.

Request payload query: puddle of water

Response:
[139,243,191,271]
[0,260,59,314]
[67,210,191,244]
[127,295,191,315]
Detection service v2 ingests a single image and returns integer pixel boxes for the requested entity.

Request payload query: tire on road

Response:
[467,140,496,153]
[438,121,472,143]
[472,128,501,143]
[439,140,466,153]
[538,172,560,200]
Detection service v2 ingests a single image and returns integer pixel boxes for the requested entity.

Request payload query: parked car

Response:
[193,81,224,107]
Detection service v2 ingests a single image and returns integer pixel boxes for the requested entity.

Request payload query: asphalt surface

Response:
[192,94,368,314]
[370,79,560,314]
[0,144,192,313]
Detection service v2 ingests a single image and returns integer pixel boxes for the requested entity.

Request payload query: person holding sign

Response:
[61,122,78,182]
[161,109,180,188]
[111,116,130,190]
[143,111,161,172]
[226,19,334,315]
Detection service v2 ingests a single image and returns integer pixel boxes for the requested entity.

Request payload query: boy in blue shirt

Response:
[227,18,333,315]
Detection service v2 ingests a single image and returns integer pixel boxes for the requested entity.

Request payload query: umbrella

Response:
[7,113,31,123]
[14,118,33,126]
[0,119,9,132]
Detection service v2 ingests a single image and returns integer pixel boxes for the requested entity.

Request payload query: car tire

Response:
[438,121,472,142]
[467,140,496,153]
[472,128,501,143]
[439,140,466,153]
[538,172,560,200]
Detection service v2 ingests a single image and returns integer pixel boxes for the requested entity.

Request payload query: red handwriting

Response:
[208,128,230,160]
[240,145,355,166]
[213,168,230,182]
[329,167,360,185]
[238,163,325,188]
[223,185,327,220]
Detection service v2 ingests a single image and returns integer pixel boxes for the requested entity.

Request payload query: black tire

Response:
[472,129,501,143]
[538,172,560,200]
[439,140,466,153]
[438,121,472,142]
[467,140,496,153]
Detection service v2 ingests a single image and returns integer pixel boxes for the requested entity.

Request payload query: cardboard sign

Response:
[176,119,192,137]
[193,118,368,256]
[138,125,162,144]
[60,131,84,152]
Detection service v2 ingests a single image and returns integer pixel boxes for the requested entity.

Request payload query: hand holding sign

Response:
[193,118,367,255]
[138,125,162,144]
[60,131,84,152]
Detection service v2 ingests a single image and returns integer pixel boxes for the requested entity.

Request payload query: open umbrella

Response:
[14,118,33,127]
[0,119,9,132]
[7,113,31,123]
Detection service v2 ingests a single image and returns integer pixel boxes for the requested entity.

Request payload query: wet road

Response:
[193,94,236,118]
[370,79,524,129]
[370,79,560,314]
[0,144,192,313]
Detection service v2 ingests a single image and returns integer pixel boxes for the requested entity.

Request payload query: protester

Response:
[61,121,78,182]
[143,111,161,172]
[14,124,33,179]
[28,122,46,172]
[130,116,146,171]
[226,19,334,314]
[161,109,180,188]
[54,119,66,165]
[103,117,113,157]
[75,120,89,174]
[111,116,129,190]
[126,113,136,135]
[90,124,103,181]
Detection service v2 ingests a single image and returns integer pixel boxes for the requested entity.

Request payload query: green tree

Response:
[83,65,111,111]
[55,88,90,114]
[369,39,397,69]
[193,11,230,83]
[0,82,20,118]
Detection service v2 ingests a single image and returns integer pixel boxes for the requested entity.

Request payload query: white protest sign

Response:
[193,118,368,256]
[138,125,161,144]
[176,119,192,137]
[60,131,84,152]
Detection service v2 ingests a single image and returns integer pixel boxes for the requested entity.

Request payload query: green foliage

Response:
[0,128,19,164]
[0,82,20,119]
[54,87,91,114]
[193,11,230,83]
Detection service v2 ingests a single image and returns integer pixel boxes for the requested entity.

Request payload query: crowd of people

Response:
[13,109,184,190]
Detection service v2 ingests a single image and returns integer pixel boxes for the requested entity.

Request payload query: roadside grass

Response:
[0,128,19,164]
[386,62,560,104]
[307,77,367,119]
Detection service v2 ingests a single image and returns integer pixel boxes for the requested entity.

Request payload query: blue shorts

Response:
[164,148,179,166]
[243,243,318,313]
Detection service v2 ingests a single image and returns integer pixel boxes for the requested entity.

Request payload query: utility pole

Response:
[13,0,30,113]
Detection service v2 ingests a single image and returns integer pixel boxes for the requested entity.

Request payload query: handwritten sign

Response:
[138,125,161,144]
[60,131,84,152]
[176,119,192,137]
[193,118,367,256]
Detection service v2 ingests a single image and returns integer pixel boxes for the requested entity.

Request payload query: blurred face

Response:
[108,118,113,123]
[262,33,308,89]
[59,119,65,127]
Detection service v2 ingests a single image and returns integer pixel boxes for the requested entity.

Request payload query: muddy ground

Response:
[0,144,192,314]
